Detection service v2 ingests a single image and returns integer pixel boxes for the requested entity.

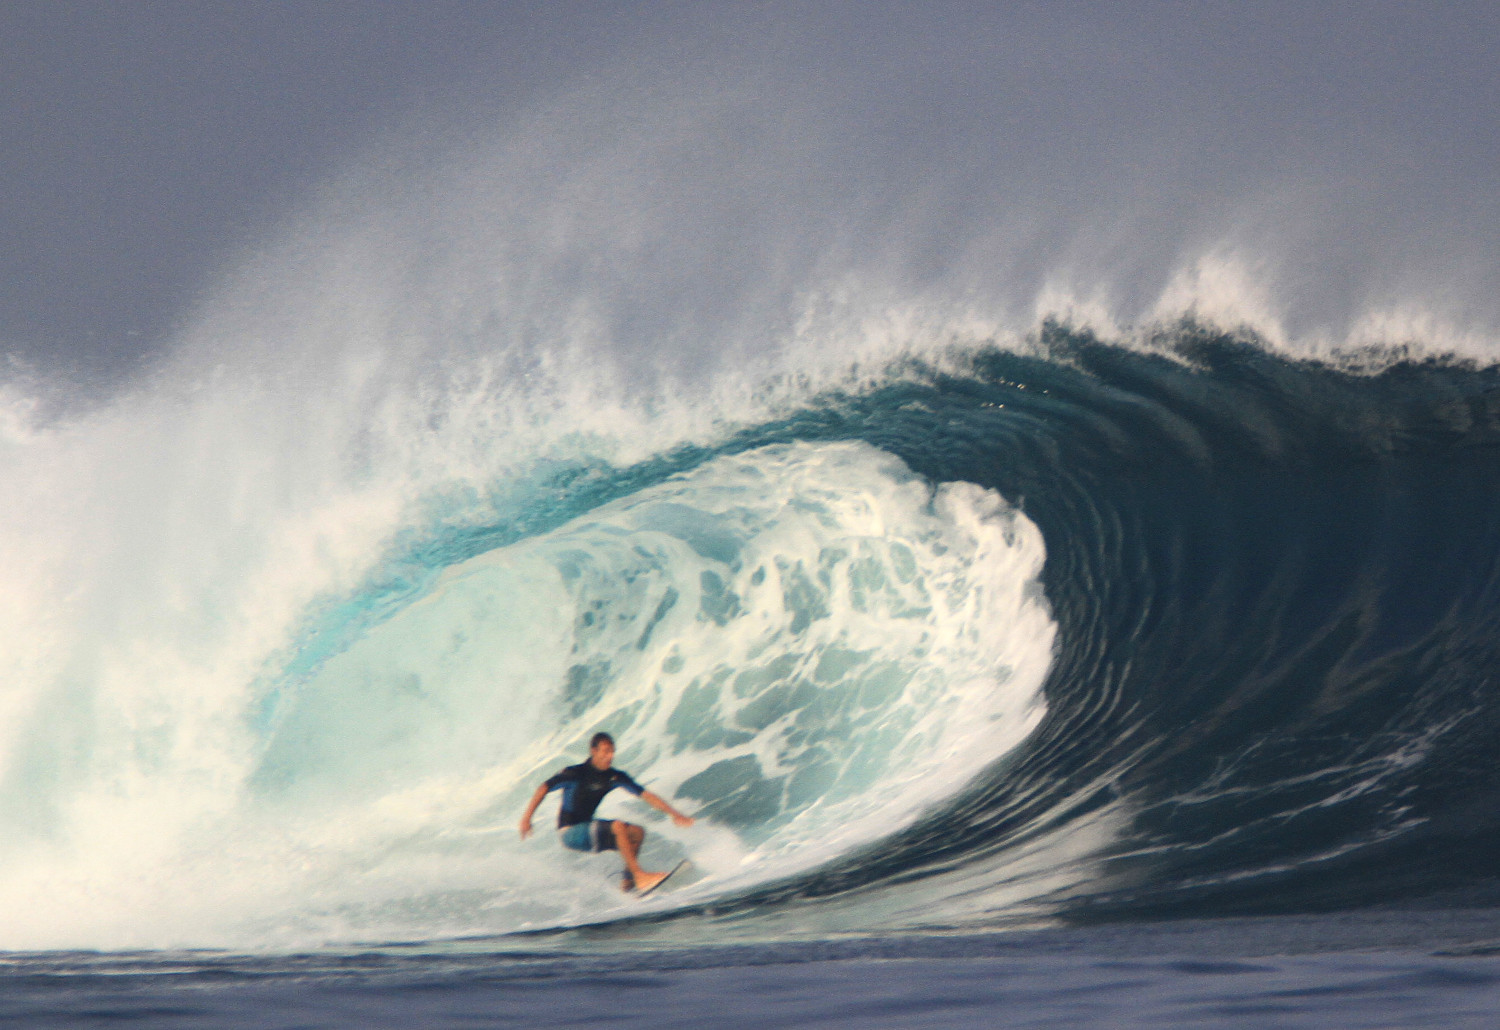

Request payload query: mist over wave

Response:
[3,18,1500,951]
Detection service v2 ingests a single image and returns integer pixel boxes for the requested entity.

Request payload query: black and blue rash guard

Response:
[544,762,646,827]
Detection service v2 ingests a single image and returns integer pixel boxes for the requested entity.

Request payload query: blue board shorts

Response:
[558,820,619,853]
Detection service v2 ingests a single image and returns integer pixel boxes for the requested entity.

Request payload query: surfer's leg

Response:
[610,820,666,893]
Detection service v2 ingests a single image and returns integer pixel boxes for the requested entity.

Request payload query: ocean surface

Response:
[6,316,1500,1024]
[8,910,1500,1028]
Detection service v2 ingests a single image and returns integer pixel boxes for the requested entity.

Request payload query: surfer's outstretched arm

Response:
[518,782,550,839]
[640,790,694,828]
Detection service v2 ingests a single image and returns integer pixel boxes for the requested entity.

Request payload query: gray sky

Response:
[2,2,597,377]
[4,2,1498,383]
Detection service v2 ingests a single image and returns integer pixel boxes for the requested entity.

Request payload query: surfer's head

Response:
[589,732,615,769]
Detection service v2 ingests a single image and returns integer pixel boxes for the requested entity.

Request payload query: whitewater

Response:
[6,19,1500,1025]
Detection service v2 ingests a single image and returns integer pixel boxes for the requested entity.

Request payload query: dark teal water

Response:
[571,324,1500,928]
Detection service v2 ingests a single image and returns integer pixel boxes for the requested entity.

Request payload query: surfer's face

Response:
[589,740,615,769]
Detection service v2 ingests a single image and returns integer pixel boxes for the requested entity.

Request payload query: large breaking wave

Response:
[7,316,1500,950]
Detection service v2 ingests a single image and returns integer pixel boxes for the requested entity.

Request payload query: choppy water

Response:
[9,908,1500,1029]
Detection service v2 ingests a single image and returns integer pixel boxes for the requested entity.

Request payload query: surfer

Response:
[519,732,694,893]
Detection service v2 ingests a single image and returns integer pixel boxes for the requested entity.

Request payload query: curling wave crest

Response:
[0,440,1054,948]
[250,440,1053,939]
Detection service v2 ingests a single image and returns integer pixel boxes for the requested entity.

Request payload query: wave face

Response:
[6,322,1500,949]
[595,326,1500,942]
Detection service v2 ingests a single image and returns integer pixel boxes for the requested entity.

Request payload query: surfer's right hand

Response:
[519,817,532,839]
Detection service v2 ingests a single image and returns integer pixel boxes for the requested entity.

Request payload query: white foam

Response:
[0,425,1055,948]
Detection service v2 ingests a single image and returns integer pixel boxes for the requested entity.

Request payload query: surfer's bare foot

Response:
[633,870,667,894]
[620,873,635,893]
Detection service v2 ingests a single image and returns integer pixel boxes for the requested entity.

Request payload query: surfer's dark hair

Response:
[590,732,615,749]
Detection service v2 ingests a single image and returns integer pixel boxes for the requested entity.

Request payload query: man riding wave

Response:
[519,732,695,893]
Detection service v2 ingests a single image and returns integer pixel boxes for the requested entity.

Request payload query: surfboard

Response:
[635,859,689,898]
